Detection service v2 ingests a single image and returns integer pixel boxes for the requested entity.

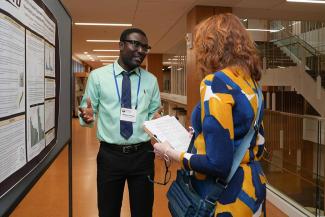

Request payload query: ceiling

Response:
[61,0,325,69]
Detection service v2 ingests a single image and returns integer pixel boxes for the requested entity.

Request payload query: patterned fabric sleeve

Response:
[182,74,235,180]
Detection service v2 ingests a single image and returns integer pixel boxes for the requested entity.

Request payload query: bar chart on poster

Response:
[0,0,72,216]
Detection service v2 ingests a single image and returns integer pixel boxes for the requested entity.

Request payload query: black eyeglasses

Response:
[147,154,171,185]
[122,40,151,53]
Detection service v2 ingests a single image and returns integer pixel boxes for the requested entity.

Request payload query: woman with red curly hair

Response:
[154,13,266,216]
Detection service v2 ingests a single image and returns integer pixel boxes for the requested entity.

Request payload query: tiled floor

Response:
[10,119,286,217]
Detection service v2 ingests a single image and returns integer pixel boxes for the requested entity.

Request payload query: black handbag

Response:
[166,135,225,217]
[167,163,225,217]
[167,86,263,217]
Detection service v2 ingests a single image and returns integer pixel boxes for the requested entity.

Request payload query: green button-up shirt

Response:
[79,61,161,145]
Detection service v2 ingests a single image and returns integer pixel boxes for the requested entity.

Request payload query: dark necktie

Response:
[120,71,133,140]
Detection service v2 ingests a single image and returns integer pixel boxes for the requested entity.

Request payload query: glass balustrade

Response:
[261,110,325,216]
[256,21,325,88]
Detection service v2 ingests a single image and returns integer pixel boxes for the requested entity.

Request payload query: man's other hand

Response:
[78,97,94,124]
[152,106,163,120]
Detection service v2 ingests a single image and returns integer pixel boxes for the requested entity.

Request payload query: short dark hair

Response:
[120,28,147,41]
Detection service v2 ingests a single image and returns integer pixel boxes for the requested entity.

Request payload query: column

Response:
[266,92,270,109]
[186,6,232,125]
[272,92,276,111]
[146,54,163,91]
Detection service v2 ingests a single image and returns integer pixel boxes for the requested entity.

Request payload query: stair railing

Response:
[269,22,323,78]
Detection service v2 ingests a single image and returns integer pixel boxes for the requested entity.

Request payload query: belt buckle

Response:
[134,144,141,152]
[122,145,133,154]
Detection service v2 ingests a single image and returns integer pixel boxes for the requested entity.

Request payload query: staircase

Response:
[260,65,325,117]
[256,41,297,69]
[256,39,325,91]
[256,41,325,117]
[306,55,325,88]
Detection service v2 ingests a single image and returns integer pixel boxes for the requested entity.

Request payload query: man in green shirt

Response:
[79,28,161,217]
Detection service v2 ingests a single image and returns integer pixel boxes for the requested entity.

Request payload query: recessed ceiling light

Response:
[93,49,120,52]
[84,52,88,54]
[74,22,132,26]
[100,59,116,62]
[97,55,119,58]
[246,28,281,33]
[289,21,300,26]
[86,39,120,43]
[287,0,325,3]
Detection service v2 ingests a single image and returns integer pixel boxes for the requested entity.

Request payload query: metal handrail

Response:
[264,109,325,121]
[271,23,322,57]
[263,35,322,72]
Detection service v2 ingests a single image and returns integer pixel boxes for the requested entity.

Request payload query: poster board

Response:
[0,0,72,216]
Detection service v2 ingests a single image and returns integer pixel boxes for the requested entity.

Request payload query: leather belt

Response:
[100,141,151,154]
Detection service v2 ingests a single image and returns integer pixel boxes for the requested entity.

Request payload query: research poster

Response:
[0,0,58,197]
[45,42,55,77]
[45,99,55,134]
[45,78,55,99]
[0,14,25,118]
[0,116,26,183]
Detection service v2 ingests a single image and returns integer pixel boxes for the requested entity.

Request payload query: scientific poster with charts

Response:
[26,30,45,160]
[0,14,25,118]
[0,10,27,186]
[0,0,58,197]
[27,104,45,160]
[45,78,55,99]
[0,116,26,183]
[45,99,55,146]
[45,42,55,77]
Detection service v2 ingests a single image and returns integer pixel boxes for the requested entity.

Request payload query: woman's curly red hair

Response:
[194,13,262,81]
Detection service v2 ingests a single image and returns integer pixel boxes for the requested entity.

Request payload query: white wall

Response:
[299,27,325,54]
[247,19,268,42]
[260,65,325,117]
[303,118,325,145]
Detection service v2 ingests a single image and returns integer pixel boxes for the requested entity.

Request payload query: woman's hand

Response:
[153,141,172,156]
[153,141,181,162]
[188,126,194,137]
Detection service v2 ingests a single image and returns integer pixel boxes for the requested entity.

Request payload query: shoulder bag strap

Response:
[225,85,263,183]
[205,84,263,203]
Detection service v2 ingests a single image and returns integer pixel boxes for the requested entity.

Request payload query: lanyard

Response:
[113,63,141,109]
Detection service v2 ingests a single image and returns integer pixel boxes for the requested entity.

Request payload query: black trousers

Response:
[97,141,154,217]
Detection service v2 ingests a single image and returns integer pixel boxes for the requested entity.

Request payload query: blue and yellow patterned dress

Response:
[180,68,266,217]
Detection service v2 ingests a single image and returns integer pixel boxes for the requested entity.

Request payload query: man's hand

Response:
[78,97,94,124]
[152,106,163,120]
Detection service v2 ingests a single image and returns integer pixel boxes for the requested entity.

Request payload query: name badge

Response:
[120,107,137,123]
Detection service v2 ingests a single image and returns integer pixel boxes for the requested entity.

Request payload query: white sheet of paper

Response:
[144,115,191,152]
